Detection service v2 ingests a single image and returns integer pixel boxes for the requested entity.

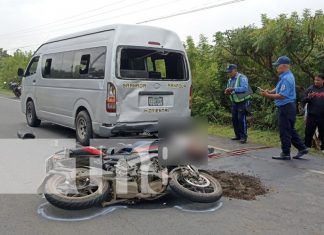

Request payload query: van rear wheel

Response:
[76,111,92,146]
[26,100,41,127]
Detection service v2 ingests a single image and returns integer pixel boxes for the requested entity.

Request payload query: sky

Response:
[0,0,323,54]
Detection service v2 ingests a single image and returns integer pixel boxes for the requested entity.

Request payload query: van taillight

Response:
[189,85,193,109]
[106,83,116,113]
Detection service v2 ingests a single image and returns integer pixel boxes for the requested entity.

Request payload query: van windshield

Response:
[118,48,188,80]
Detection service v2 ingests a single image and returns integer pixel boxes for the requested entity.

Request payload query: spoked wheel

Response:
[44,171,109,210]
[169,168,222,203]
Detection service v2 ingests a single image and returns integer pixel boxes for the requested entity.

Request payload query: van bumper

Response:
[96,121,158,137]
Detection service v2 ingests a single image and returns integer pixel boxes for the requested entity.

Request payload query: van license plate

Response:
[148,97,163,106]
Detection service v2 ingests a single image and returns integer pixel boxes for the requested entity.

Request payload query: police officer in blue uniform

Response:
[261,56,308,160]
[224,64,251,144]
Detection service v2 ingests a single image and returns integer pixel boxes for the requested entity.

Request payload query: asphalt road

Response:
[0,95,324,235]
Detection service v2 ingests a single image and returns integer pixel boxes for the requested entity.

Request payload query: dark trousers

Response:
[231,100,248,140]
[305,114,324,150]
[278,102,306,155]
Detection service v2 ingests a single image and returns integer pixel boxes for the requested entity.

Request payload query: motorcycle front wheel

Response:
[44,174,110,210]
[169,169,222,203]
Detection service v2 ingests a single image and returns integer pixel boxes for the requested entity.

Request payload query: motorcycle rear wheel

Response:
[169,170,222,203]
[14,89,21,98]
[44,174,110,210]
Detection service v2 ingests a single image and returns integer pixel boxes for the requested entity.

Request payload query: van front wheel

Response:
[76,111,92,146]
[26,100,41,127]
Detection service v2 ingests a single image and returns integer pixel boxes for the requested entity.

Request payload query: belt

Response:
[277,102,295,108]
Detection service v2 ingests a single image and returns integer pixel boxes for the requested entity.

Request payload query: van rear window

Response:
[118,48,188,81]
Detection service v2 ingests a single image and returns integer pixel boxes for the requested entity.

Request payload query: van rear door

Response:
[113,47,191,123]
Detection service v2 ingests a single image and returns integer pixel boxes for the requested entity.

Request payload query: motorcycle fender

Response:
[37,168,114,194]
[37,171,72,195]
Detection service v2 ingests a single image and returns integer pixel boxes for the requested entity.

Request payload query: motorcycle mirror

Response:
[17,130,36,139]
[17,68,24,77]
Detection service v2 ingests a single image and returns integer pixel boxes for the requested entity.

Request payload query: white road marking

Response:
[0,96,21,103]
[208,145,230,152]
[308,169,324,175]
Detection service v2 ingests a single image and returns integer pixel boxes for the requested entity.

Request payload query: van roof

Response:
[34,24,184,55]
[46,24,174,44]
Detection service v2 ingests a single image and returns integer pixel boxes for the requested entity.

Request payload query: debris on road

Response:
[210,171,269,200]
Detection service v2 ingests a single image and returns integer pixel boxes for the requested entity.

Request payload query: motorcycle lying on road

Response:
[3,81,21,98]
[38,140,222,210]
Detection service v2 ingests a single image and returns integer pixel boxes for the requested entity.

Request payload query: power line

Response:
[137,0,247,24]
[5,0,248,52]
[0,0,127,37]
[1,0,221,42]
[3,0,216,40]
[30,0,182,37]
[4,0,180,51]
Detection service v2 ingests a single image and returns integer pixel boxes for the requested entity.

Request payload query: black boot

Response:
[272,153,291,160]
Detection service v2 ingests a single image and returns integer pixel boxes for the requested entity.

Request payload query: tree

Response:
[0,50,32,87]
[186,9,324,129]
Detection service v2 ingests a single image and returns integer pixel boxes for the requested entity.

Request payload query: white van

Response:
[19,24,192,145]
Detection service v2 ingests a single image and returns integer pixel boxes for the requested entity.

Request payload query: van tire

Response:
[76,110,92,146]
[26,100,41,127]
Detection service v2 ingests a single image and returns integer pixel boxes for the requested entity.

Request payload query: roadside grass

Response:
[208,124,280,147]
[0,88,13,96]
[208,123,323,156]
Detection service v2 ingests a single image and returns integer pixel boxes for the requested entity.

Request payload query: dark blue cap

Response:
[226,64,237,72]
[273,56,290,66]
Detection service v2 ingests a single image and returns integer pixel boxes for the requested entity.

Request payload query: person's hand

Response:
[224,88,234,95]
[260,90,269,97]
[308,91,315,98]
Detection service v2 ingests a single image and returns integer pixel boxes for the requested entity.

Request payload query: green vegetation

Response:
[0,87,13,96]
[0,49,32,91]
[186,9,324,130]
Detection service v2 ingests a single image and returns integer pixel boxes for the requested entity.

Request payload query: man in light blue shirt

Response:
[261,56,308,160]
[274,70,296,107]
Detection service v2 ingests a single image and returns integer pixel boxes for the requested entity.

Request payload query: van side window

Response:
[42,47,106,79]
[73,47,106,79]
[80,54,90,75]
[88,47,106,79]
[73,51,87,78]
[50,53,63,78]
[43,59,52,77]
[25,57,39,77]
[60,51,74,78]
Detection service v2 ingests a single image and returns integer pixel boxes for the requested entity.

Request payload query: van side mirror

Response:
[17,68,24,77]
